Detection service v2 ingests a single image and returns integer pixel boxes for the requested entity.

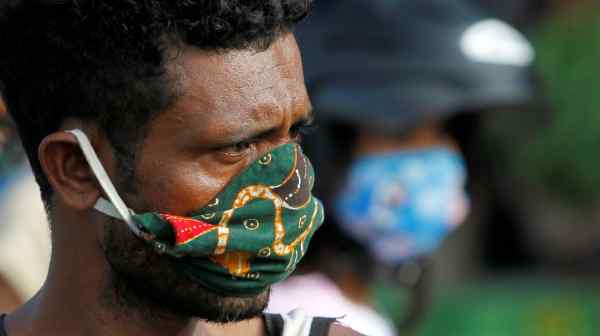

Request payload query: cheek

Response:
[134,154,243,215]
[103,217,152,271]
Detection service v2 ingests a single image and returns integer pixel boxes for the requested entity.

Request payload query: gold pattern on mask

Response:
[210,251,252,278]
[211,146,321,278]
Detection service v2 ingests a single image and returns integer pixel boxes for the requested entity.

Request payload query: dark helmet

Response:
[296,0,536,132]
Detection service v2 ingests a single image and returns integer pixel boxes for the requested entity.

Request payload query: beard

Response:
[101,216,270,324]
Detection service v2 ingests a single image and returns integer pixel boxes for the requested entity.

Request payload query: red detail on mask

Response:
[162,214,218,245]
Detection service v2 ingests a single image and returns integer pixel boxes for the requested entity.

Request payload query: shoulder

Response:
[328,323,364,336]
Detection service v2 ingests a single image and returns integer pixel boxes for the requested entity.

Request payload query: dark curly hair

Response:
[0,0,311,205]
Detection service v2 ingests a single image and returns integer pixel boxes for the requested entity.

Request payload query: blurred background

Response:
[270,0,600,335]
[2,0,600,335]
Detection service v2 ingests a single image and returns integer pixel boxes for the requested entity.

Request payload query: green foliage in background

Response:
[374,279,600,336]
[519,6,600,204]
[418,279,600,336]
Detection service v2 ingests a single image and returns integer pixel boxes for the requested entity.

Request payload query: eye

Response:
[218,140,255,157]
[290,118,317,143]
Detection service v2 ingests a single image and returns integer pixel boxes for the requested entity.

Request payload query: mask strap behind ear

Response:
[65,129,145,238]
[95,197,125,220]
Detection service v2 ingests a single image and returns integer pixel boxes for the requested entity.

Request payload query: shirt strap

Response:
[309,317,337,336]
[264,311,337,336]
[264,313,285,336]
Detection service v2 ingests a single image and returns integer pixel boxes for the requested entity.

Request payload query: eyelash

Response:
[220,141,254,156]
[219,118,316,157]
[290,119,317,142]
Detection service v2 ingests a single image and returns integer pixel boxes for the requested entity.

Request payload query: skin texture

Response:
[3,33,359,336]
[355,121,459,157]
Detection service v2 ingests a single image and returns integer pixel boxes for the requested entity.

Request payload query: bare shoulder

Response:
[328,323,364,336]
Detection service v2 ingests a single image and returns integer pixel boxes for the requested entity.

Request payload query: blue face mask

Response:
[334,148,469,265]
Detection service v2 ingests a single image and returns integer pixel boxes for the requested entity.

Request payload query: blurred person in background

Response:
[0,97,49,312]
[268,1,536,335]
[0,97,19,312]
[416,2,600,335]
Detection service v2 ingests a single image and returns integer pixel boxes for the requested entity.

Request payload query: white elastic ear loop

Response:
[65,129,145,238]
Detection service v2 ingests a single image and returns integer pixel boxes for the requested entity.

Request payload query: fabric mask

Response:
[67,129,324,296]
[334,148,469,265]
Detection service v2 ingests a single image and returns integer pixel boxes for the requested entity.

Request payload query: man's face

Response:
[101,33,312,322]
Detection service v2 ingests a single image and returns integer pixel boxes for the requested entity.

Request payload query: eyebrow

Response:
[212,106,314,148]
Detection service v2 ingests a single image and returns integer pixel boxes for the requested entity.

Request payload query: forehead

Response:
[157,33,308,142]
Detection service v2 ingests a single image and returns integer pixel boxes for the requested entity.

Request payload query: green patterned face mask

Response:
[67,129,324,296]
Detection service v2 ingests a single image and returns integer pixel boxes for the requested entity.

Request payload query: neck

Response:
[5,209,201,336]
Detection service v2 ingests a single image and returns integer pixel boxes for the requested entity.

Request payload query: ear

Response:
[38,131,101,210]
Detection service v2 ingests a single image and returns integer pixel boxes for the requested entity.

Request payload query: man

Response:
[0,1,358,335]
